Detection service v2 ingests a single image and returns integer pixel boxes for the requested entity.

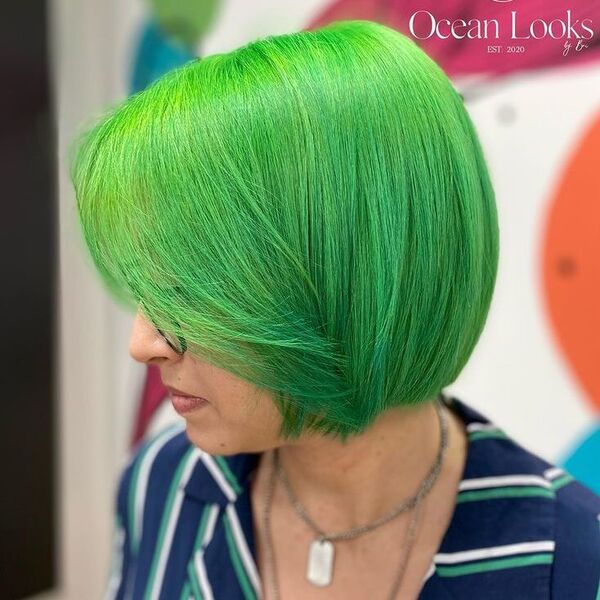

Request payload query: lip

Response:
[170,394,208,415]
[165,384,202,398]
[163,384,209,415]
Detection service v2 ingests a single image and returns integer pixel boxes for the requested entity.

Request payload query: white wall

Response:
[49,0,144,597]
[449,65,600,461]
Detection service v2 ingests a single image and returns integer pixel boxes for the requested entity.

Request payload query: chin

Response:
[184,422,244,456]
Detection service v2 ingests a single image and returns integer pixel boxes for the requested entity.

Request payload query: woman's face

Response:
[129,310,285,455]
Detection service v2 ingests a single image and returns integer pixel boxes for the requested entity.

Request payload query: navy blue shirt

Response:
[104,394,600,599]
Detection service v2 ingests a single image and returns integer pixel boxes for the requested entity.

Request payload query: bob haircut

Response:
[70,19,499,442]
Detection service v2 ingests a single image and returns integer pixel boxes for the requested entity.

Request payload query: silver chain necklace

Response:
[261,395,449,600]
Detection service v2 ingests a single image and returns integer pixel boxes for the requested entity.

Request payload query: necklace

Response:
[261,394,449,600]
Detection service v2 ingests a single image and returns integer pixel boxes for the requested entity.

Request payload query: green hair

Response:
[70,19,499,442]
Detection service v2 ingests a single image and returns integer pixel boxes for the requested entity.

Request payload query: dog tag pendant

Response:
[306,537,335,586]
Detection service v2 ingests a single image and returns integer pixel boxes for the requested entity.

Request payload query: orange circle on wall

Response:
[541,109,600,413]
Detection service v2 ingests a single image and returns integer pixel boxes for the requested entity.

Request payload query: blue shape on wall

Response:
[561,421,600,495]
[131,20,195,94]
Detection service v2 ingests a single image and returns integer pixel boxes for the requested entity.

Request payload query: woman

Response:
[71,20,600,600]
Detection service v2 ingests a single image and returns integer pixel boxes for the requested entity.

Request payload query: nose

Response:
[129,310,181,364]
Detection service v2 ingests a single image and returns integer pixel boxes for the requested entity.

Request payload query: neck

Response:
[271,395,452,529]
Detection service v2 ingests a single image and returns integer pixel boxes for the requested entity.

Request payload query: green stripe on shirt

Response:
[551,473,575,491]
[457,486,556,503]
[223,512,258,600]
[187,560,204,600]
[468,430,510,441]
[213,455,243,495]
[182,504,218,600]
[436,553,554,577]
[179,579,193,600]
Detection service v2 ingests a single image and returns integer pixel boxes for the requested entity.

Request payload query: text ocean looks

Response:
[409,10,594,41]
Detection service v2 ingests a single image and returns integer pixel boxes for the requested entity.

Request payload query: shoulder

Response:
[450,397,600,523]
[549,469,600,598]
[443,395,600,597]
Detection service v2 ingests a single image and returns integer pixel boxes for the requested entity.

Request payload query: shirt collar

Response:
[444,392,492,426]
[183,448,261,505]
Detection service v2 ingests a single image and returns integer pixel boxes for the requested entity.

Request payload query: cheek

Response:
[190,390,282,453]
[225,390,280,432]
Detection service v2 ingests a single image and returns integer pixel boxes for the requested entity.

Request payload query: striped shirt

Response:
[104,394,600,599]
